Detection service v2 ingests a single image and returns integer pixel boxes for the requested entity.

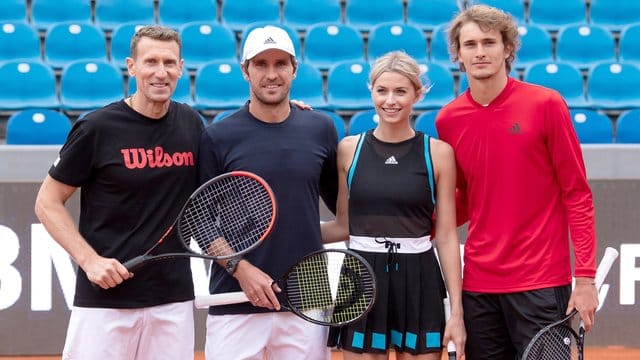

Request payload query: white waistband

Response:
[349,235,432,254]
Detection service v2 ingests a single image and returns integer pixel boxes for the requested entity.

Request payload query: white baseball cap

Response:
[242,25,296,63]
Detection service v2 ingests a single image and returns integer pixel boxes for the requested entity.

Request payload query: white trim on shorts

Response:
[349,235,432,253]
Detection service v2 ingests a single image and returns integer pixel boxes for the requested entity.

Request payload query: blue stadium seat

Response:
[348,109,378,135]
[283,0,341,32]
[475,0,526,24]
[44,22,108,70]
[345,0,404,32]
[128,75,193,106]
[212,108,239,122]
[615,109,640,144]
[221,0,280,32]
[194,61,248,111]
[0,0,27,23]
[0,60,59,110]
[514,25,553,70]
[31,0,92,31]
[291,62,328,109]
[95,0,155,32]
[180,22,237,70]
[0,22,41,63]
[523,62,589,108]
[587,62,640,110]
[406,0,461,32]
[528,0,586,32]
[589,0,640,33]
[413,110,439,138]
[367,23,428,64]
[303,23,365,71]
[555,24,616,70]
[619,24,640,67]
[570,109,613,143]
[240,22,301,63]
[317,109,346,140]
[326,61,372,111]
[110,23,145,68]
[429,25,456,69]
[158,0,217,29]
[60,60,124,111]
[5,109,71,145]
[415,62,455,110]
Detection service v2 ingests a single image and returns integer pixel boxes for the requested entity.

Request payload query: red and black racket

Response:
[521,247,619,360]
[194,248,377,326]
[122,171,276,272]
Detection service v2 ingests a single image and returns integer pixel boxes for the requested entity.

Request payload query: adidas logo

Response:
[263,37,277,45]
[385,156,398,165]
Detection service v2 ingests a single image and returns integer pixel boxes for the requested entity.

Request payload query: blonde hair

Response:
[369,51,428,98]
[447,5,520,73]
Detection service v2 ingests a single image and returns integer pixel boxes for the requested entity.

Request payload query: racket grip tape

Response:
[194,291,249,309]
[122,255,151,272]
[443,297,457,358]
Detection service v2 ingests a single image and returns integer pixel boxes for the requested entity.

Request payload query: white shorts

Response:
[62,301,194,360]
[205,312,330,360]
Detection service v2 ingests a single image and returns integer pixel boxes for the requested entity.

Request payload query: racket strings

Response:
[285,253,375,325]
[523,325,579,360]
[179,176,274,257]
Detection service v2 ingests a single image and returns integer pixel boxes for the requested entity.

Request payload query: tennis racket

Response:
[521,247,619,360]
[194,248,377,326]
[443,297,457,360]
[122,171,277,272]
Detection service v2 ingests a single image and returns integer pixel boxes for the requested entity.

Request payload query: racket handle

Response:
[122,255,150,272]
[578,247,619,329]
[194,291,249,309]
[443,297,457,359]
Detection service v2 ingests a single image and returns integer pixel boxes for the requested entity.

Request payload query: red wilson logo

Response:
[120,147,195,169]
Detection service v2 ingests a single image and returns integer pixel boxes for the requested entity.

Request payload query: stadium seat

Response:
[587,62,640,110]
[555,24,616,70]
[326,61,372,111]
[44,22,108,70]
[615,109,640,144]
[221,0,280,32]
[367,23,428,64]
[528,0,586,31]
[291,62,328,109]
[345,0,404,32]
[212,108,239,122]
[60,60,124,111]
[619,24,640,67]
[570,109,613,143]
[180,22,237,70]
[240,22,301,63]
[128,75,193,105]
[413,110,439,138]
[317,109,347,140]
[283,0,341,32]
[31,0,92,31]
[406,0,461,32]
[95,0,155,32]
[475,0,526,24]
[5,109,71,145]
[194,61,248,111]
[348,109,379,135]
[110,23,145,68]
[523,62,589,108]
[0,60,59,110]
[415,62,455,110]
[514,25,553,70]
[158,0,217,29]
[429,25,456,69]
[0,0,27,23]
[303,23,365,71]
[0,22,41,63]
[589,0,640,33]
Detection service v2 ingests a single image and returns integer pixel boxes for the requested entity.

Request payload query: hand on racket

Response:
[521,247,619,360]
[195,249,377,326]
[443,298,458,360]
[122,171,276,272]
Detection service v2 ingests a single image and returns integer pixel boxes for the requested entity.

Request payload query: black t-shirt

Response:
[49,100,203,308]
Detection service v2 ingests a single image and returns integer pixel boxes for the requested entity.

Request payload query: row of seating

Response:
[7,107,640,145]
[3,0,639,33]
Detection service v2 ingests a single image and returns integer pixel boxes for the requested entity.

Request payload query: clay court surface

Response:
[3,348,640,360]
